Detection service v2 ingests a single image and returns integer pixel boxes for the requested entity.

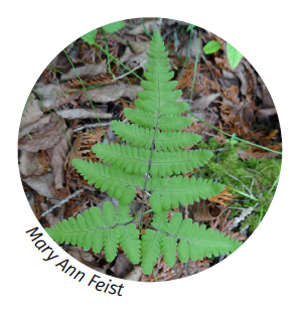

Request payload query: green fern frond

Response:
[141,212,241,274]
[46,30,242,277]
[92,143,213,176]
[148,176,225,212]
[111,121,201,151]
[102,20,125,33]
[124,108,193,131]
[72,159,144,204]
[46,201,141,264]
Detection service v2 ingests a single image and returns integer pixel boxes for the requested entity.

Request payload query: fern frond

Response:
[124,108,193,131]
[52,30,244,277]
[140,212,241,274]
[102,20,125,33]
[111,121,201,151]
[46,202,141,263]
[46,202,117,260]
[148,176,225,212]
[92,143,213,176]
[72,159,144,204]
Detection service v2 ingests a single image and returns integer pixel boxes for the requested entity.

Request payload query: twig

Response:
[231,205,256,229]
[112,60,147,81]
[74,122,111,132]
[41,187,92,217]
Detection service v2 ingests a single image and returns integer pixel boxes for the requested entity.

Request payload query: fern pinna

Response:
[46,30,241,276]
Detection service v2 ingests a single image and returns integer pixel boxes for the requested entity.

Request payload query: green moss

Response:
[197,138,281,232]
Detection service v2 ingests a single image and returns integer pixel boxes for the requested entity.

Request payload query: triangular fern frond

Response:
[141,212,241,274]
[46,201,141,264]
[46,30,243,277]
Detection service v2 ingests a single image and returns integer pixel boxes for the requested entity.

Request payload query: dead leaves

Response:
[47,128,73,189]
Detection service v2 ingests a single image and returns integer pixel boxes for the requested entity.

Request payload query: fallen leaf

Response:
[56,108,112,120]
[23,173,56,199]
[33,83,64,109]
[125,52,148,72]
[112,254,134,278]
[80,83,142,103]
[124,267,143,281]
[129,20,159,35]
[18,115,66,152]
[233,63,248,95]
[67,246,105,273]
[47,128,73,189]
[191,93,220,111]
[60,63,107,81]
[19,151,40,177]
[192,200,224,221]
[20,93,43,129]
[18,115,51,139]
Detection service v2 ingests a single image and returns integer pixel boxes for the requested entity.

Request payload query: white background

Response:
[1,1,299,314]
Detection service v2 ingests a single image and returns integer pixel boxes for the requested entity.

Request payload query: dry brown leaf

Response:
[125,52,148,72]
[233,62,248,96]
[19,151,40,177]
[18,115,51,139]
[60,63,107,81]
[123,267,143,281]
[67,246,105,273]
[23,173,56,199]
[80,83,126,103]
[191,93,220,111]
[34,83,64,109]
[19,93,43,129]
[57,108,112,120]
[192,200,224,221]
[129,20,159,35]
[111,254,134,279]
[18,115,66,152]
[47,128,73,189]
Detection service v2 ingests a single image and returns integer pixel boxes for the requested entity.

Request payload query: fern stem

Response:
[139,66,162,225]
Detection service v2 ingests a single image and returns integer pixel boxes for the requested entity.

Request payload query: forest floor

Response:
[18,18,282,282]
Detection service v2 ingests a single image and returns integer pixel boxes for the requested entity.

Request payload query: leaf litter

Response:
[18,18,282,282]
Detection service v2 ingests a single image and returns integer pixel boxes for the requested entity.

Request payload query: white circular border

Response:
[3,1,299,314]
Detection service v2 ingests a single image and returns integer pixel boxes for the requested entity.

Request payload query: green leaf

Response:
[102,20,125,33]
[81,29,97,45]
[226,42,243,69]
[141,229,162,275]
[203,40,221,54]
[187,24,195,32]
[148,176,225,212]
[50,29,244,276]
[72,159,144,205]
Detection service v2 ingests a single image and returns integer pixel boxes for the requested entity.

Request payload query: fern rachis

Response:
[46,30,242,276]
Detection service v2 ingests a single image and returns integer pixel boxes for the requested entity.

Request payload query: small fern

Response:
[46,30,242,276]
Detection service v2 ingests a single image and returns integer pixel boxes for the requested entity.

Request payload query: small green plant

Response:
[46,30,241,276]
[203,40,243,69]
[197,137,281,231]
